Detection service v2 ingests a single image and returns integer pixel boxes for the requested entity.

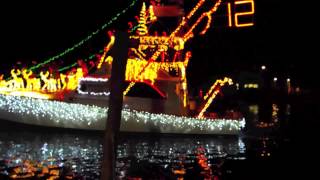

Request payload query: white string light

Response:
[77,77,110,96]
[0,95,245,134]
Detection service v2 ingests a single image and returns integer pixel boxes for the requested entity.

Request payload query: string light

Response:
[234,0,255,27]
[78,91,110,96]
[137,2,148,35]
[28,0,138,71]
[124,0,224,93]
[198,89,220,119]
[227,2,232,27]
[58,62,79,72]
[55,21,149,74]
[0,94,105,127]
[130,24,139,33]
[244,84,258,88]
[123,82,134,95]
[169,0,206,38]
[4,2,137,80]
[0,91,53,99]
[198,77,233,118]
[103,57,187,85]
[183,0,222,41]
[79,77,109,82]
[58,49,104,72]
[97,34,115,69]
[77,77,110,96]
[0,68,84,94]
[123,0,198,93]
[124,59,187,84]
[0,94,245,133]
[130,36,185,51]
[203,77,232,100]
[148,5,157,22]
[125,59,157,84]
[186,0,206,19]
[131,48,147,60]
[0,1,244,132]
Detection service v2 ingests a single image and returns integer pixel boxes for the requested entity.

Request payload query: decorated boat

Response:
[0,0,246,134]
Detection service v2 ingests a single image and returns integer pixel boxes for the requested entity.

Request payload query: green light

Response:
[29,0,139,71]
[130,25,139,33]
[57,24,140,73]
[58,49,104,72]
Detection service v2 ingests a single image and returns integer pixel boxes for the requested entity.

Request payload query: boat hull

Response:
[0,94,245,135]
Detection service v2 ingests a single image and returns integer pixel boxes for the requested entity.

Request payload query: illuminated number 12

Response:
[228,0,255,27]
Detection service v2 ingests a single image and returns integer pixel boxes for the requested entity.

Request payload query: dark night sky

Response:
[0,0,309,87]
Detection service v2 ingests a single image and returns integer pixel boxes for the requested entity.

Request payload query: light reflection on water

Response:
[0,132,102,179]
[0,129,246,179]
[248,103,291,128]
[0,102,288,179]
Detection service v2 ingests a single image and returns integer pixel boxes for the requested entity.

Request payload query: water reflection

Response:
[0,132,102,179]
[248,105,259,116]
[117,135,246,179]
[0,102,291,179]
[248,103,290,129]
[0,128,246,179]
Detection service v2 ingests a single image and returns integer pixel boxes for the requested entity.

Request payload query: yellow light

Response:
[244,83,258,88]
[124,0,223,93]
[97,34,115,69]
[22,69,32,90]
[131,48,146,60]
[105,56,188,85]
[227,3,232,27]
[125,59,158,84]
[137,2,148,35]
[127,59,186,83]
[10,69,24,90]
[66,68,84,90]
[59,74,67,90]
[183,84,187,107]
[0,91,52,99]
[1,67,85,95]
[174,38,184,51]
[199,13,212,35]
[104,56,113,64]
[123,82,135,95]
[40,71,48,91]
[148,5,157,22]
[198,77,233,118]
[203,77,232,100]
[184,0,222,41]
[187,0,206,19]
[130,36,185,51]
[40,71,58,92]
[234,0,255,27]
[120,59,189,96]
[198,89,219,119]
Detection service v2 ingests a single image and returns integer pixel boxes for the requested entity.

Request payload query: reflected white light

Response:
[286,78,290,82]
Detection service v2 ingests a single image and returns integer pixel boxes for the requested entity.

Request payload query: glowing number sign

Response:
[227,0,255,27]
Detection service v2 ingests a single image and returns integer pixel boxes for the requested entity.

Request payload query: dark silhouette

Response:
[101,31,129,180]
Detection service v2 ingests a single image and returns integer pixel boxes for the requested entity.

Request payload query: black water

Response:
[0,95,319,180]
